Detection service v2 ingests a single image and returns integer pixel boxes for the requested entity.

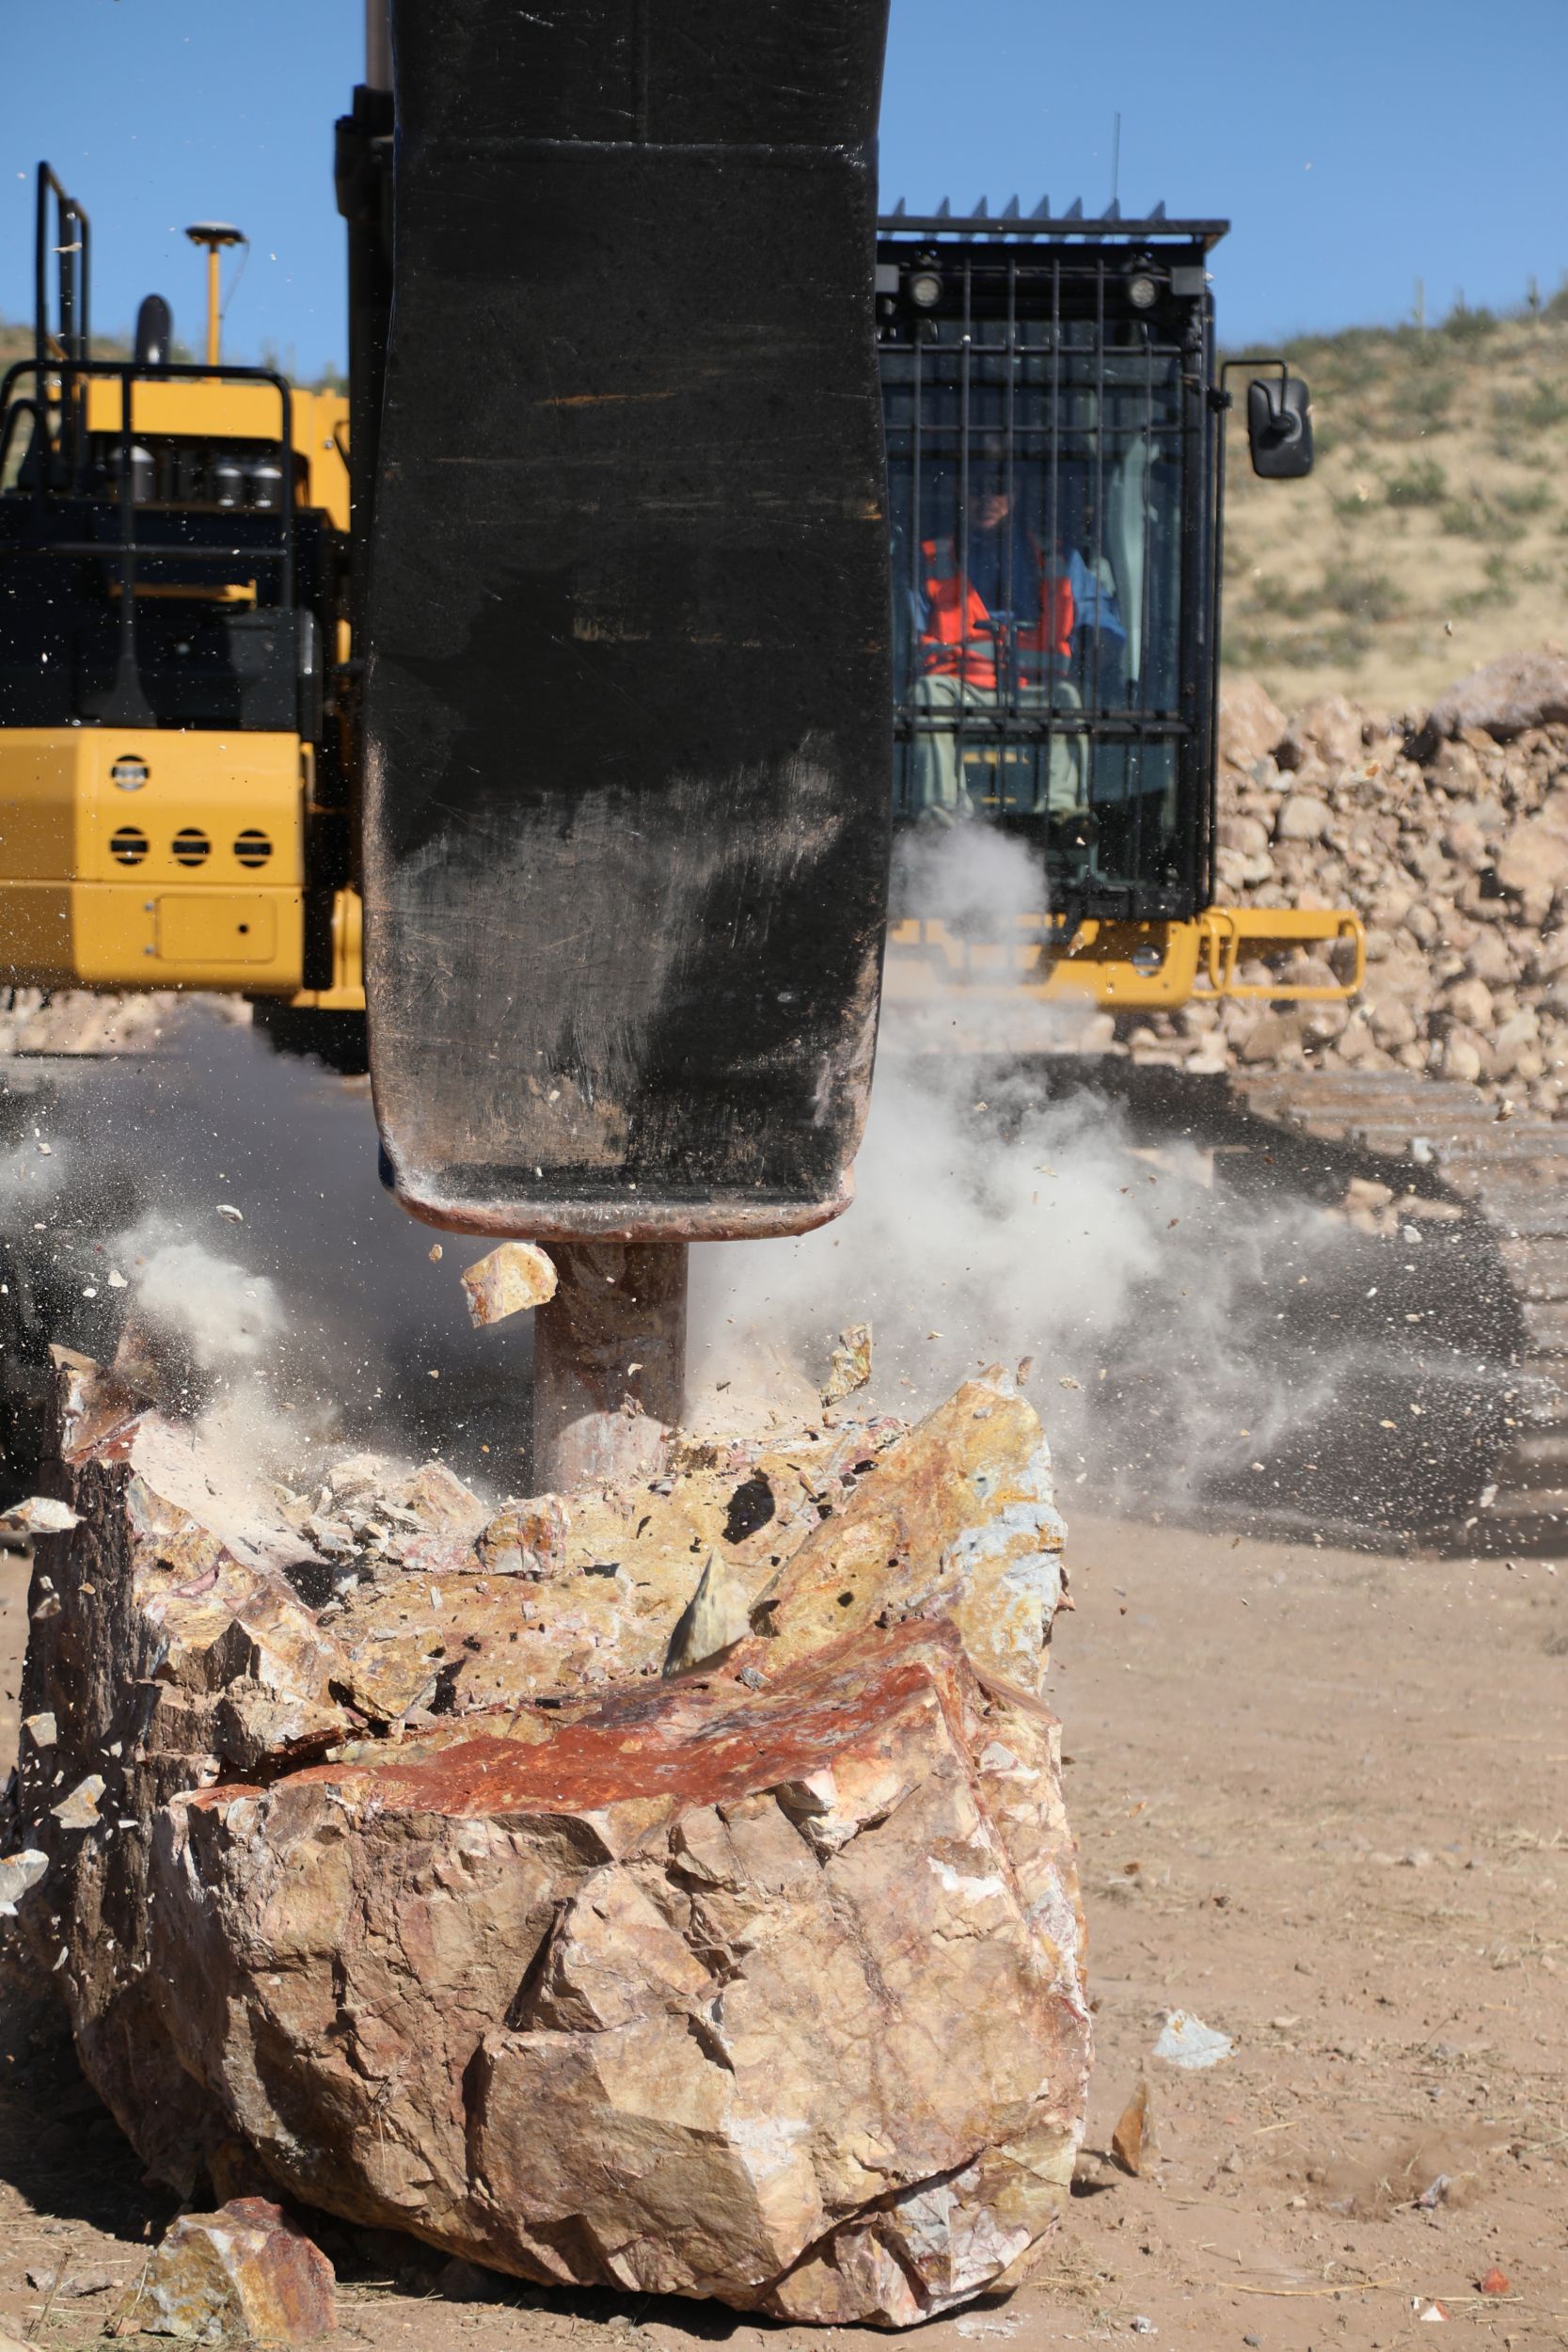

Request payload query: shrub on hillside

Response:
[1385,459,1448,507]
[1439,303,1499,342]
[1321,565,1403,622]
[1493,379,1568,437]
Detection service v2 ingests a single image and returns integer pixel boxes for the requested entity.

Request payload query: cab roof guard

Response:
[879,198,1228,248]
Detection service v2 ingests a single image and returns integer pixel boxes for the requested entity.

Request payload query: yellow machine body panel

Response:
[0,727,305,991]
[81,380,350,530]
[287,884,364,1012]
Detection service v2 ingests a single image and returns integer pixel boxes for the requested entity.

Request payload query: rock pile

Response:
[1123,649,1568,1113]
[3,1346,1088,2328]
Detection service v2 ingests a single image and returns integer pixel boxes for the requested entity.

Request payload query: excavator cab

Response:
[876,206,1346,1013]
[879,208,1228,922]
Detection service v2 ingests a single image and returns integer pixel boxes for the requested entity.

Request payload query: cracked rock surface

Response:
[7,1351,1087,2327]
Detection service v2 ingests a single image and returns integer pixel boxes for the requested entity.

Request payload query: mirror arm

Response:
[1218,354,1290,421]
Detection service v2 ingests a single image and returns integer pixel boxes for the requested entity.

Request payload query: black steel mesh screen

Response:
[880,246,1203,909]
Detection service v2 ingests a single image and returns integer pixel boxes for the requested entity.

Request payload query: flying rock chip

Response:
[460,1241,558,1327]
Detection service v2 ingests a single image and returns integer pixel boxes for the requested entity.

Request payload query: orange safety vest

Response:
[918,533,1073,687]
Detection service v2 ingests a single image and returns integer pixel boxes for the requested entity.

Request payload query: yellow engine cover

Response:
[0,727,305,992]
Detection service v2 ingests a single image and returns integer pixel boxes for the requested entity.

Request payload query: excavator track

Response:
[1227,1065,1568,1552]
[978,1051,1567,1552]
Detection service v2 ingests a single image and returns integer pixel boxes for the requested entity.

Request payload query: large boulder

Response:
[8,1349,1086,2327]
[150,1621,1088,2325]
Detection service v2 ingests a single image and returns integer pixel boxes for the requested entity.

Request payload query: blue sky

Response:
[2,0,1562,376]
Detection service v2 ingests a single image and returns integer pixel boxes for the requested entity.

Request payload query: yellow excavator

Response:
[0,166,359,1041]
[0,170,1359,1057]
[4,5,1565,1549]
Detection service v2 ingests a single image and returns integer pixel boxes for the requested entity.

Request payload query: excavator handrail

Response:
[1195,905,1365,1000]
[2,353,296,733]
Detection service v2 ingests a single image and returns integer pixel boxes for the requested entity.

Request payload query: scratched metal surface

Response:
[363,0,893,1240]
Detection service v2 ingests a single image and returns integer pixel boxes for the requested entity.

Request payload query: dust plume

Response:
[691,1035,1355,1513]
[690,826,1451,1524]
[881,818,1105,1058]
[892,816,1047,928]
[116,1215,285,1370]
[0,1013,533,1495]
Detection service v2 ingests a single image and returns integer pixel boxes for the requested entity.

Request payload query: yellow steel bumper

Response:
[286,886,365,1013]
[1194,905,1366,1000]
[883,903,1365,1010]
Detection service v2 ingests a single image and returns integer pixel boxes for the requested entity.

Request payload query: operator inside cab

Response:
[905,438,1128,830]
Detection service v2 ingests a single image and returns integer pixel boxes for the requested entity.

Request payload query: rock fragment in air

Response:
[2,1496,80,1535]
[51,1775,104,1831]
[0,1848,48,1910]
[115,2197,336,2344]
[822,1320,873,1404]
[460,1240,558,1327]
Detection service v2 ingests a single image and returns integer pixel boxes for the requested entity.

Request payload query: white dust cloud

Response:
[691,1040,1352,1510]
[0,1020,533,1492]
[115,1214,285,1370]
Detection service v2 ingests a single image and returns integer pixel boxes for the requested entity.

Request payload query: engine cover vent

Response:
[171,828,212,868]
[233,828,273,868]
[108,827,149,866]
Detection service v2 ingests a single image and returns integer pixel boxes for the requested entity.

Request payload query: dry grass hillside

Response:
[1222,303,1568,711]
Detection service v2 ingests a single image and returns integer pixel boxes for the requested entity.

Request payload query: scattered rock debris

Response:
[115,2197,336,2344]
[821,1319,873,1404]
[1,1499,80,1537]
[1110,2078,1150,2176]
[1151,2011,1234,2071]
[0,1847,48,1911]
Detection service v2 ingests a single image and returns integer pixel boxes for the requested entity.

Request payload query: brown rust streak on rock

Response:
[190,1620,965,1824]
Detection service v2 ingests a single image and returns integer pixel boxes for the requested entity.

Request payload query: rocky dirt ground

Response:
[0,1501,1561,2351]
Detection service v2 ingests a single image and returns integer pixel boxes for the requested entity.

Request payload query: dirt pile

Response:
[2,1347,1086,2328]
[1121,650,1568,1114]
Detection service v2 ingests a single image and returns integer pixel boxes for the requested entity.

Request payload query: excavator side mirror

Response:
[1246,373,1313,478]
